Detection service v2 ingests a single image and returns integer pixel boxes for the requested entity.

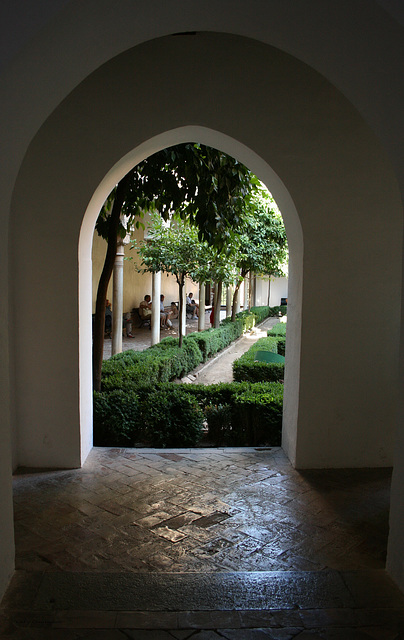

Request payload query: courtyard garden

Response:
[94,305,287,448]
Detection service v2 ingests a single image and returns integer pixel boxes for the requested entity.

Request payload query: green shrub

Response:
[234,360,285,383]
[268,322,287,337]
[233,336,284,382]
[93,389,141,446]
[96,305,283,447]
[94,380,283,448]
[142,385,204,447]
[276,337,286,357]
[204,403,233,445]
[232,382,283,445]
[179,381,283,446]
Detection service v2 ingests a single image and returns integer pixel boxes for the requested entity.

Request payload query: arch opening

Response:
[10,30,402,476]
[81,126,303,464]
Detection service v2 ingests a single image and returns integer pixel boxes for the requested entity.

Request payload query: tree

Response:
[133,214,210,347]
[93,143,253,390]
[230,186,288,320]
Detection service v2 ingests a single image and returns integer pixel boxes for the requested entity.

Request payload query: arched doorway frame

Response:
[79,126,303,464]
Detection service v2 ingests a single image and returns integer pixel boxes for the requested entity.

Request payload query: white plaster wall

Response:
[11,34,401,472]
[1,0,404,600]
[255,276,289,308]
[270,278,289,308]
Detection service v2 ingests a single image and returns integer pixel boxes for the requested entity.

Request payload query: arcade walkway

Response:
[2,447,404,638]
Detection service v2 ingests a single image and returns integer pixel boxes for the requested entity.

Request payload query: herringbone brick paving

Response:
[4,447,404,639]
[13,447,389,574]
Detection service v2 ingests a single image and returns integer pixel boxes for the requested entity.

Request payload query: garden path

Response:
[183,316,280,385]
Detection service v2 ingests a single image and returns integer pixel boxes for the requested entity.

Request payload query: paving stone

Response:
[191,512,231,528]
[122,631,176,639]
[187,633,223,639]
[177,610,241,628]
[220,630,302,639]
[152,527,187,543]
[169,631,196,640]
[115,611,178,628]
[5,447,403,639]
[53,610,117,628]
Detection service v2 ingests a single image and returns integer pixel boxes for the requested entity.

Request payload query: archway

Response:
[10,33,401,475]
[82,127,302,460]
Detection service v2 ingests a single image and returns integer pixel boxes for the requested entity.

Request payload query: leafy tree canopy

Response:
[96,143,254,250]
[235,184,288,279]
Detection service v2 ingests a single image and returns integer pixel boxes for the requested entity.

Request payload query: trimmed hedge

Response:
[276,338,286,357]
[268,322,287,337]
[142,386,204,447]
[267,322,287,357]
[93,389,141,447]
[95,305,285,447]
[233,336,284,383]
[101,306,276,390]
[93,380,283,448]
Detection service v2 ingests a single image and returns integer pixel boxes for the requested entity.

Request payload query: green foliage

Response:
[231,185,288,288]
[97,144,254,250]
[181,381,283,446]
[95,306,285,447]
[267,322,287,357]
[94,379,283,448]
[233,336,285,382]
[142,386,204,447]
[275,338,286,357]
[268,322,287,337]
[93,389,140,446]
[267,305,287,317]
[232,382,283,446]
[101,308,271,388]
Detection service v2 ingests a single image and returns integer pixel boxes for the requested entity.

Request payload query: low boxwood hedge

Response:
[268,322,287,337]
[233,336,284,383]
[267,322,287,357]
[95,305,285,448]
[93,380,283,448]
[101,306,275,390]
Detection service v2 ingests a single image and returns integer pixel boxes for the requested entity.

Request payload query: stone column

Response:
[198,282,205,331]
[151,271,161,346]
[226,285,232,317]
[180,285,186,338]
[236,283,241,314]
[243,277,249,311]
[214,281,222,328]
[111,242,124,356]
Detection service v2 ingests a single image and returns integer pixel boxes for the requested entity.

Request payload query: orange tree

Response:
[93,144,252,390]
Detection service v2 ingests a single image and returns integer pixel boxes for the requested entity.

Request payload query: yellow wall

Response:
[92,227,198,313]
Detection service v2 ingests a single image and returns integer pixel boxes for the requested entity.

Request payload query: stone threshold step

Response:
[4,570,404,614]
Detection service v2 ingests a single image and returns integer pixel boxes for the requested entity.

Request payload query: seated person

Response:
[186,292,198,318]
[160,294,172,328]
[170,301,179,319]
[123,312,134,337]
[139,294,152,319]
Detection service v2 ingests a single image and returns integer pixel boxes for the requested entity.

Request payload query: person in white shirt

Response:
[186,292,198,318]
[160,294,172,328]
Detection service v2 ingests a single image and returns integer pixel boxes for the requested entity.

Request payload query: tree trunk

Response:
[178,276,185,348]
[231,279,242,321]
[214,281,222,328]
[93,175,130,391]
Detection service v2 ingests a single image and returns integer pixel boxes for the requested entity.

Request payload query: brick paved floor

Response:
[2,447,404,638]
